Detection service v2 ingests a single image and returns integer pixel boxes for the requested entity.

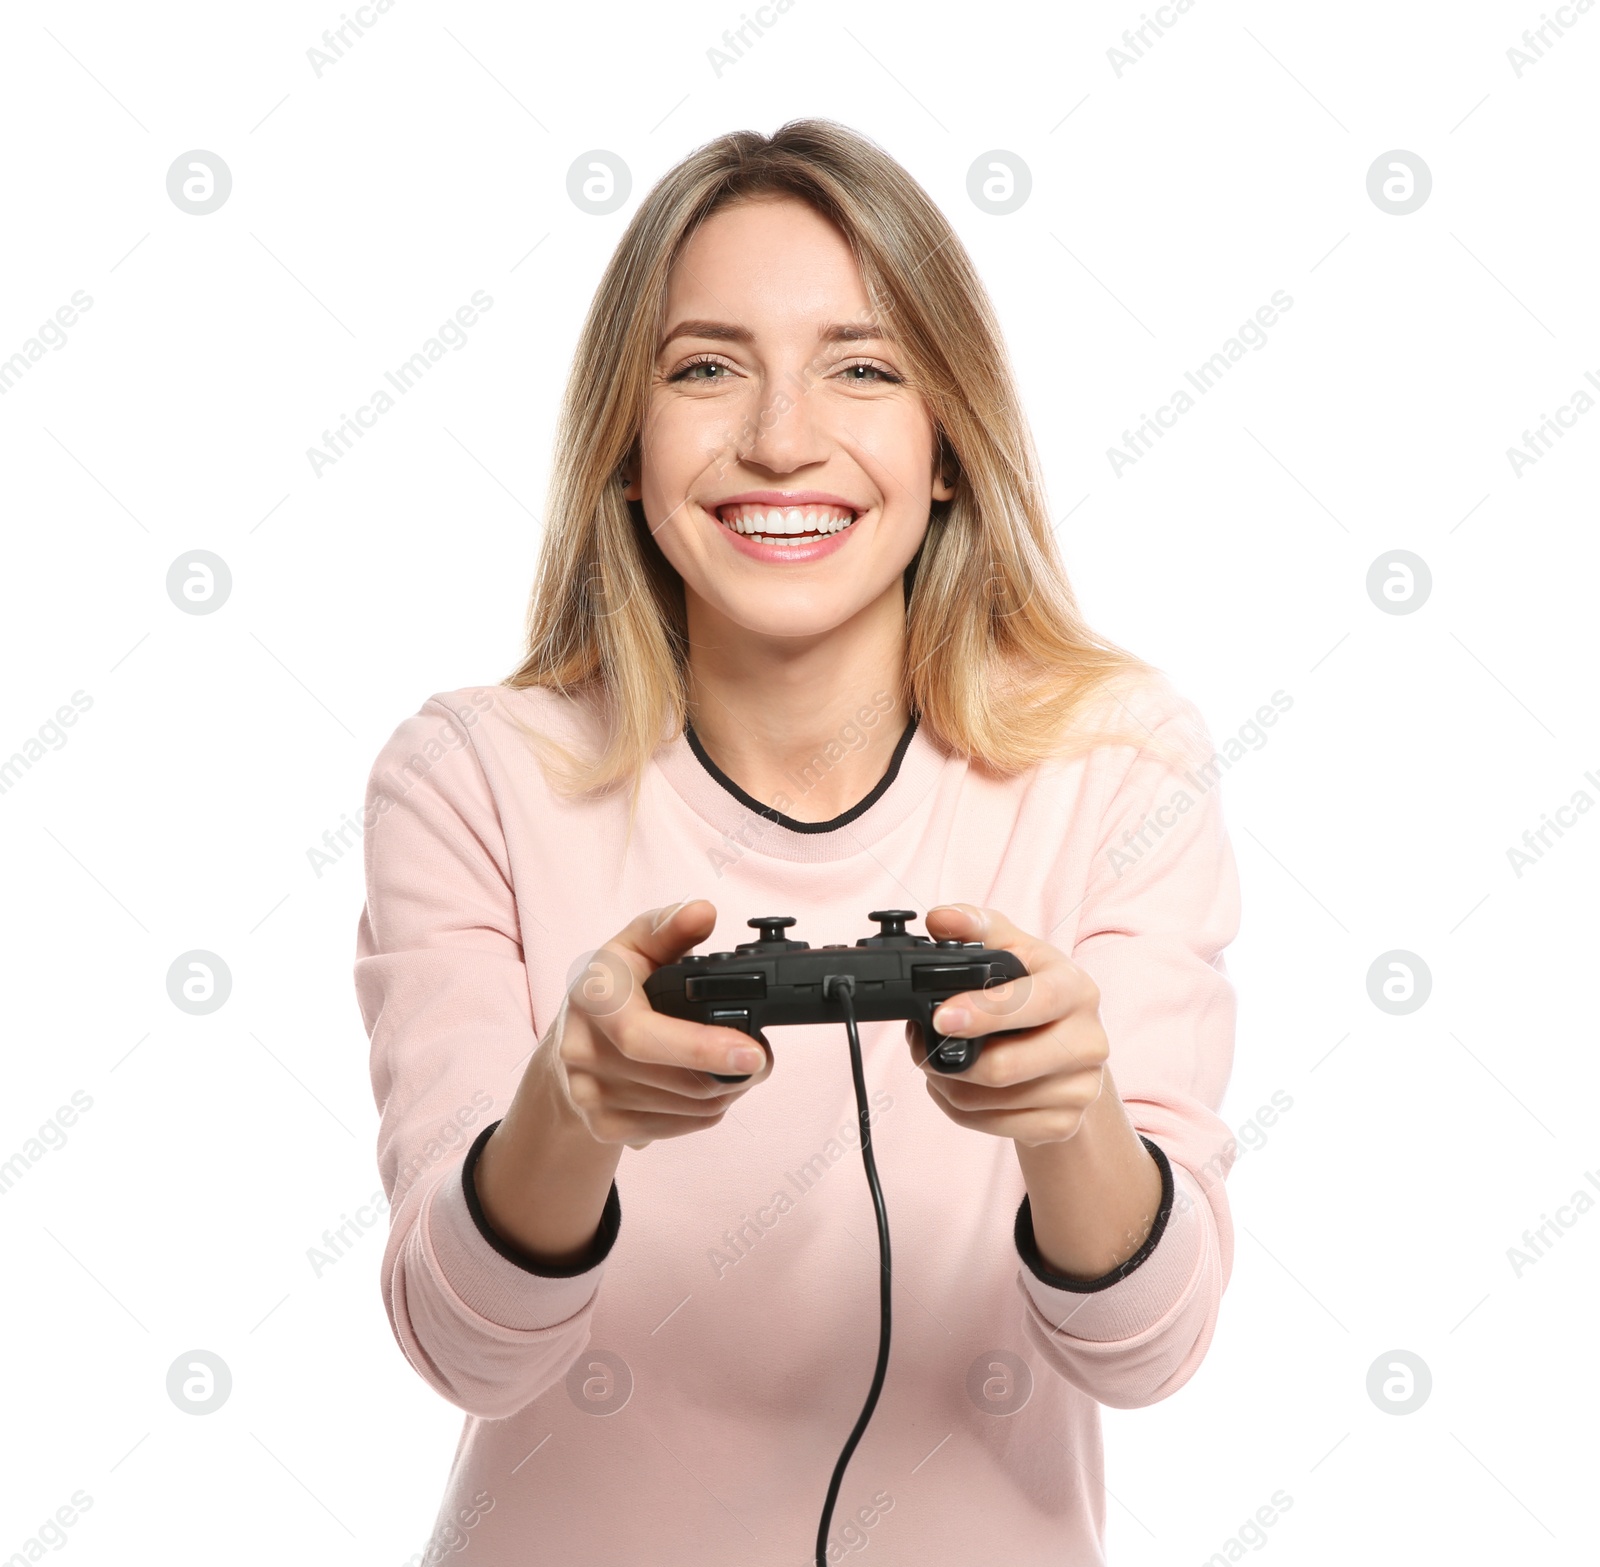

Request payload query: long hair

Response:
[504,119,1180,812]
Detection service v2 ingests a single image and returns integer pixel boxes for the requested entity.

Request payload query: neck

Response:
[682,583,911,823]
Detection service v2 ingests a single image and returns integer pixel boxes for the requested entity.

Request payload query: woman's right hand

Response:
[473,899,769,1266]
[543,897,772,1148]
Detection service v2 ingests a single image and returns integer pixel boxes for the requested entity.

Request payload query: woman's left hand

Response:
[909,903,1110,1148]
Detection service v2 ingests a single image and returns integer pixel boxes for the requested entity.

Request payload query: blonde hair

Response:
[504,118,1183,814]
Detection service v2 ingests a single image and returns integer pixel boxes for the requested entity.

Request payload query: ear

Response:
[618,453,642,503]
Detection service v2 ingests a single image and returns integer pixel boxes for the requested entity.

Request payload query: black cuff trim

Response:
[1014,1135,1174,1294]
[460,1118,622,1278]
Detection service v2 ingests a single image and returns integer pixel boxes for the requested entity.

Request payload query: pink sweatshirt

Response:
[354,676,1240,1566]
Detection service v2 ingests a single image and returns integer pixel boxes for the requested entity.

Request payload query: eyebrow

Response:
[656,319,895,355]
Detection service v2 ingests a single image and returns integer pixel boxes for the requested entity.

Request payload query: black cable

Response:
[815,977,893,1567]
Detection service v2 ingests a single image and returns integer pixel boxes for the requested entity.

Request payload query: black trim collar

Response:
[682,713,919,835]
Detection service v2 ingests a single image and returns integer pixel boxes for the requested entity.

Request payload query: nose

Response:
[737,367,831,476]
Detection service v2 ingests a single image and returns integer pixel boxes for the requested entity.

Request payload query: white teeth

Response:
[715,502,859,544]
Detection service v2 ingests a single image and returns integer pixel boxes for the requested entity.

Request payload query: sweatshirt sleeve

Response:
[1016,693,1241,1409]
[354,694,615,1420]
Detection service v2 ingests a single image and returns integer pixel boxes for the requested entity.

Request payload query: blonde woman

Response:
[356,119,1240,1566]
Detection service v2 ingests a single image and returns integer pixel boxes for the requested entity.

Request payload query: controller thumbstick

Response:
[867,909,917,938]
[748,916,797,944]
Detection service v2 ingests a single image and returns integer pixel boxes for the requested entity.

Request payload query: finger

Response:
[619,898,719,970]
[595,1107,740,1146]
[920,1018,1108,1089]
[924,1087,1095,1146]
[567,1071,747,1119]
[919,916,1096,1040]
[609,1010,771,1081]
[922,902,1053,971]
[928,1058,1105,1114]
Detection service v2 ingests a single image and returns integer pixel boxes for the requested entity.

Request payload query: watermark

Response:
[967,151,1030,215]
[1186,1089,1294,1193]
[1365,150,1431,216]
[1507,4,1593,77]
[0,1090,94,1197]
[309,688,497,878]
[1505,1164,1600,1277]
[1106,291,1294,477]
[706,690,897,876]
[392,1088,495,1202]
[167,1350,232,1414]
[1105,690,1294,878]
[402,1490,494,1566]
[966,1349,1032,1416]
[6,1492,94,1559]
[824,1488,893,1561]
[706,1,799,78]
[707,1089,894,1278]
[0,291,94,398]
[166,151,231,215]
[307,1189,390,1276]
[1366,1350,1430,1414]
[167,549,233,614]
[1505,765,1600,877]
[1365,550,1431,614]
[0,690,94,797]
[1366,950,1430,1014]
[305,291,495,477]
[565,1349,632,1414]
[167,950,233,1014]
[566,151,631,215]
[307,1,400,78]
[1106,0,1203,77]
[1199,1489,1294,1564]
[1504,369,1600,477]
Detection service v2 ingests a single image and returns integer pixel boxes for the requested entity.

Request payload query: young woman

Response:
[356,119,1240,1567]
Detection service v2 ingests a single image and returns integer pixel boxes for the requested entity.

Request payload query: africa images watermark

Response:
[0,291,94,400]
[707,1089,894,1279]
[1506,1,1595,76]
[304,290,494,477]
[706,0,800,76]
[1105,0,1205,77]
[1105,690,1293,878]
[705,690,898,876]
[1107,290,1294,476]
[307,687,497,878]
[305,0,401,78]
[1503,762,1600,877]
[1505,1163,1600,1277]
[0,690,95,799]
[1504,367,1600,477]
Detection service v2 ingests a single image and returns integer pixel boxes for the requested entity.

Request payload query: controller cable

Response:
[814,976,892,1567]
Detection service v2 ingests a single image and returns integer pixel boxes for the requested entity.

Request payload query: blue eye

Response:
[668,357,733,383]
[836,362,901,384]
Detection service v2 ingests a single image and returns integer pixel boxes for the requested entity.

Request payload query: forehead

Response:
[661,195,875,333]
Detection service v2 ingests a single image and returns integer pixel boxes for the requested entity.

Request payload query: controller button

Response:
[821,943,849,949]
[686,972,767,1001]
[936,939,963,948]
[911,963,992,992]
[707,1007,753,1033]
[708,952,735,961]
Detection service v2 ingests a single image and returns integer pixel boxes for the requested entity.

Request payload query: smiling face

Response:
[626,194,955,644]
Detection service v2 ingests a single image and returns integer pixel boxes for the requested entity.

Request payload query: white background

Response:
[2,1,1596,1563]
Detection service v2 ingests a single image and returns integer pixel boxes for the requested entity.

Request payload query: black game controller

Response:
[645,910,1030,1080]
